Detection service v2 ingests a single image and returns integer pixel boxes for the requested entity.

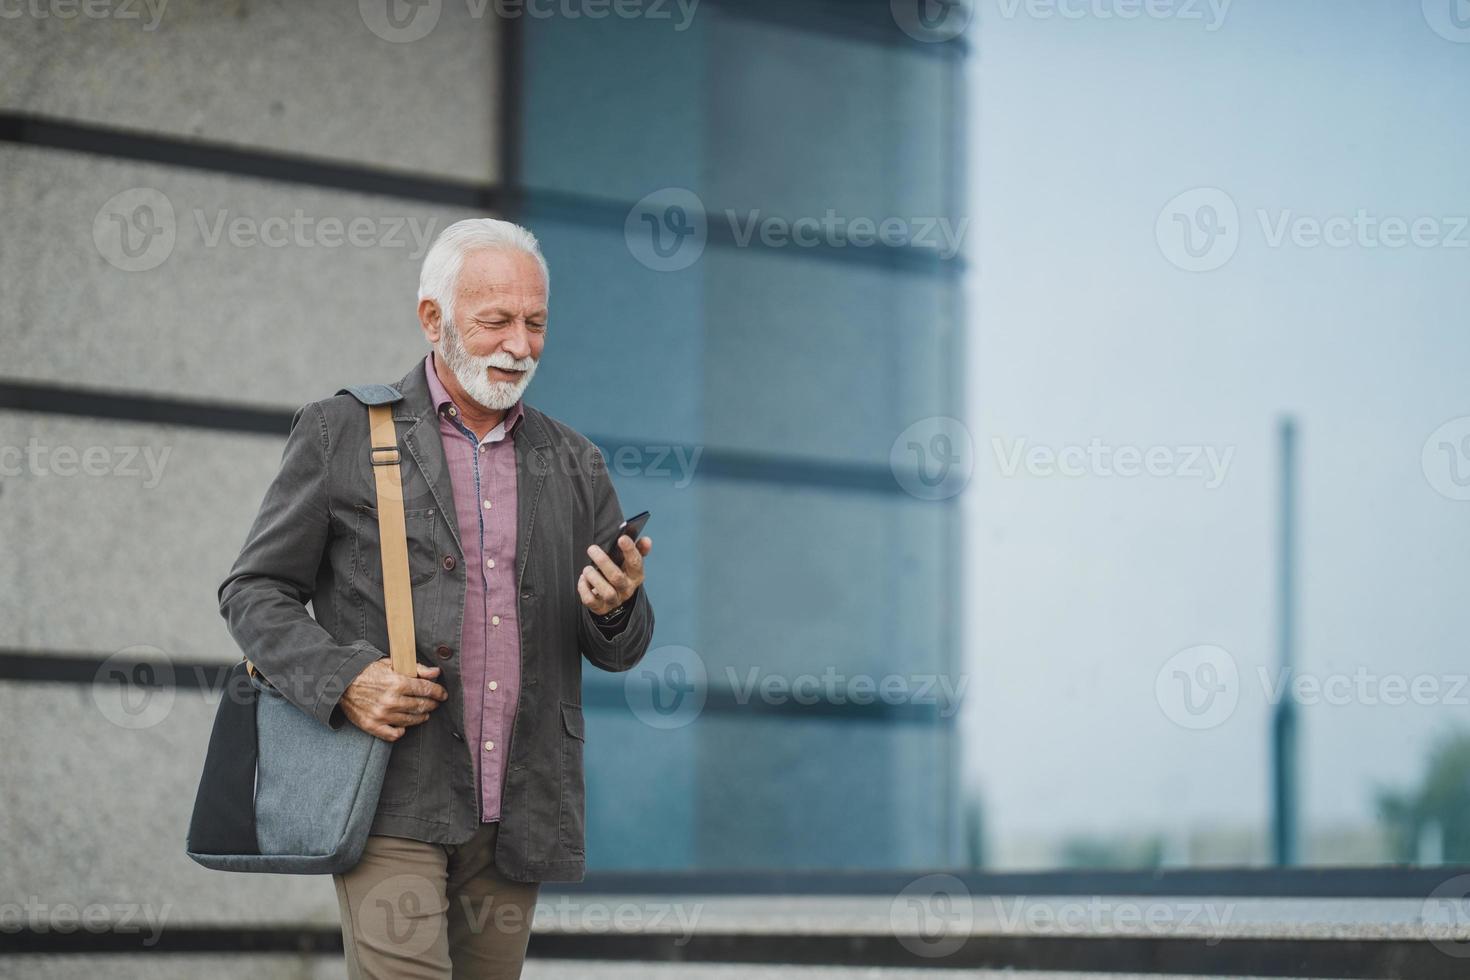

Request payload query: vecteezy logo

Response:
[1155,187,1240,272]
[1422,0,1470,43]
[891,0,972,42]
[92,645,176,730]
[93,188,176,272]
[890,417,975,500]
[624,645,708,729]
[1422,416,1470,501]
[359,874,441,956]
[359,0,441,42]
[1155,644,1239,730]
[890,874,973,958]
[624,188,708,272]
[1421,874,1470,957]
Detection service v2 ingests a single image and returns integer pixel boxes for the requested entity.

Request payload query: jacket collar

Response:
[393,358,550,450]
[386,358,551,565]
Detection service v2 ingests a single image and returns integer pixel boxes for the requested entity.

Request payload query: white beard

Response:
[437,317,537,411]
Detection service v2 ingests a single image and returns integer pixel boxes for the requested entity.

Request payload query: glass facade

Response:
[516,0,1470,879]
[516,1,967,870]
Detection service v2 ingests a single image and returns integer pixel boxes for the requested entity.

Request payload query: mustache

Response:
[476,351,537,372]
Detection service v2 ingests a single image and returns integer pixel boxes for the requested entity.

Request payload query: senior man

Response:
[219,218,655,979]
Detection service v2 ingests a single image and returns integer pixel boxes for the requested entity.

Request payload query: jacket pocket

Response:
[351,505,440,589]
[377,722,422,809]
[557,700,586,853]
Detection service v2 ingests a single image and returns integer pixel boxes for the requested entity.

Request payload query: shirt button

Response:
[486,559,495,569]
[483,500,492,510]
[488,680,498,691]
[484,741,494,752]
[492,615,501,626]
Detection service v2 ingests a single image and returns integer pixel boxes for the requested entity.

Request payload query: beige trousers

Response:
[332,822,540,980]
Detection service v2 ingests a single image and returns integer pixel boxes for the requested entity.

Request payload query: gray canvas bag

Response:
[185,397,418,874]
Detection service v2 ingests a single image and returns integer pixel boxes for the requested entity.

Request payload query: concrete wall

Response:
[0,0,503,955]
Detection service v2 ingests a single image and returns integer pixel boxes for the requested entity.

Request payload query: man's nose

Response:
[501,323,532,360]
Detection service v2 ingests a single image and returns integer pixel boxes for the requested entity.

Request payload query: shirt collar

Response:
[423,351,525,435]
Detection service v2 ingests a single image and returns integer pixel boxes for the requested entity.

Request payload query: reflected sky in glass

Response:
[962,0,1470,867]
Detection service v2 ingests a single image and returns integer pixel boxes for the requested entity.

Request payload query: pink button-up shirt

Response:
[424,352,522,823]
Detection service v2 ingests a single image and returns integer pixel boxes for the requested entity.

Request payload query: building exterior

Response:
[0,1,966,970]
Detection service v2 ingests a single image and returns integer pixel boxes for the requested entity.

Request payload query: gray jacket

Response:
[218,361,654,882]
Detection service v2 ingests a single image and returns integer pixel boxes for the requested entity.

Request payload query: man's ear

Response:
[417,298,442,344]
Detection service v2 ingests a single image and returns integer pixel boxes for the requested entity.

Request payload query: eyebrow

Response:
[473,307,549,319]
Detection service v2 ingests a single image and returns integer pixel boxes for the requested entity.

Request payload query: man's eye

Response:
[529,322,547,331]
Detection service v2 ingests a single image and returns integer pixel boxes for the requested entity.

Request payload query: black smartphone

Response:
[603,511,651,567]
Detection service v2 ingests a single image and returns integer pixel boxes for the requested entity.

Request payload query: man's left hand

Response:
[578,535,652,615]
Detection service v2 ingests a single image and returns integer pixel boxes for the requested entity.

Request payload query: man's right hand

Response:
[339,658,448,741]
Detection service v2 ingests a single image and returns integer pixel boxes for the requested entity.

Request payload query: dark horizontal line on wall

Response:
[522,188,965,276]
[531,933,1463,978]
[0,927,342,956]
[0,650,953,725]
[582,677,952,724]
[0,112,963,275]
[0,378,297,436]
[0,651,235,690]
[707,0,971,58]
[0,112,500,210]
[0,379,914,497]
[652,443,902,495]
[559,865,1470,899]
[2,928,1461,978]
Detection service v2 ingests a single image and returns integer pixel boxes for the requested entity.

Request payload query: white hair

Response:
[417,217,549,326]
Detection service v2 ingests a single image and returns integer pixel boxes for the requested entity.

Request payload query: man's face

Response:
[447,247,547,367]
[425,247,548,410]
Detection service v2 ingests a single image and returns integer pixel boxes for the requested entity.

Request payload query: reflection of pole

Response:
[1272,417,1299,866]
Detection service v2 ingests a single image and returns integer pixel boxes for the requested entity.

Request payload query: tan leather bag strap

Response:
[368,403,419,678]
[245,403,417,682]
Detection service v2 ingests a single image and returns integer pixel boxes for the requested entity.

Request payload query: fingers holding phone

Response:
[579,512,651,615]
[603,511,650,568]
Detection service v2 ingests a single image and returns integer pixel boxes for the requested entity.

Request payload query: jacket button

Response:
[443,555,456,571]
[435,644,454,660]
